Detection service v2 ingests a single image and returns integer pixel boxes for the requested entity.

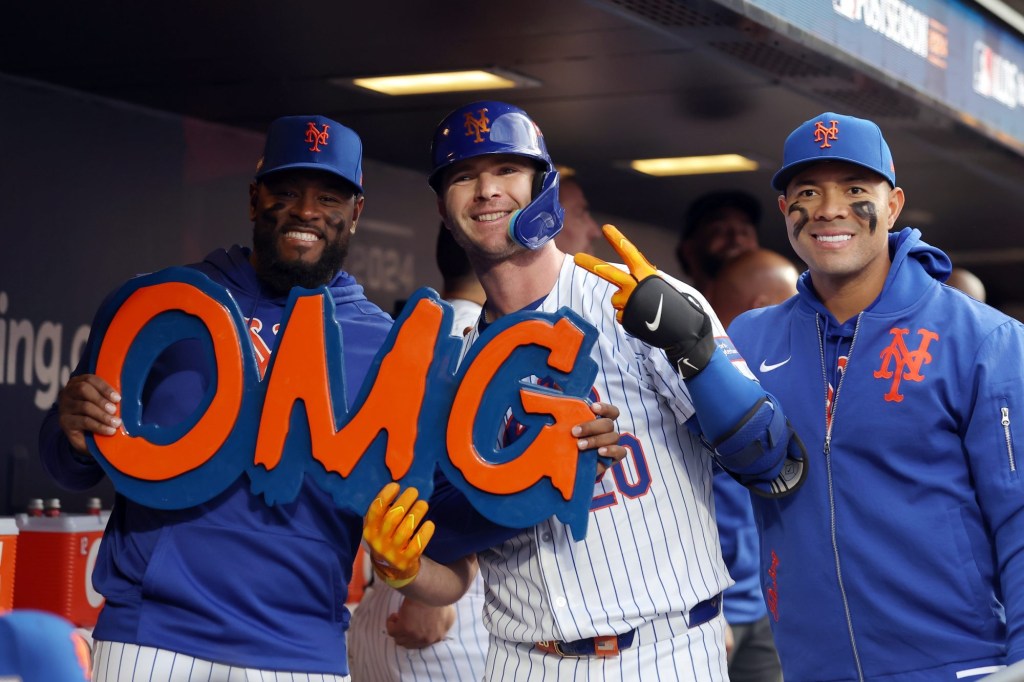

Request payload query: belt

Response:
[535,593,722,657]
[687,592,722,629]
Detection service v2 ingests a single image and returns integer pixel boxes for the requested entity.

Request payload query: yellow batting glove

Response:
[363,482,435,589]
[573,224,659,323]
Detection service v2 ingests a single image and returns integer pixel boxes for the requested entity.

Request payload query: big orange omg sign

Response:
[85,267,600,539]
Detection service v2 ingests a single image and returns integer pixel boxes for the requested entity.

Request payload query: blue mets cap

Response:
[772,112,895,192]
[255,115,364,193]
[0,609,92,681]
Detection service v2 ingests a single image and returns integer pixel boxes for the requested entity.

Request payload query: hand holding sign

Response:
[58,374,121,454]
[364,482,435,589]
[575,401,624,472]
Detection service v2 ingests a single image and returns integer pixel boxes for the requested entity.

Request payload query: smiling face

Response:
[249,169,364,294]
[437,154,536,262]
[780,161,904,303]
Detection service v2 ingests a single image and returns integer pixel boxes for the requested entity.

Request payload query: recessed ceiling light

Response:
[345,69,539,96]
[630,154,759,176]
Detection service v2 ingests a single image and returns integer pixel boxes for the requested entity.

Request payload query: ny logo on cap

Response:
[305,122,330,152]
[463,108,491,143]
[813,120,839,149]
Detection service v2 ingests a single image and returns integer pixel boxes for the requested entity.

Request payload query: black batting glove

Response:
[619,276,715,379]
[575,225,716,379]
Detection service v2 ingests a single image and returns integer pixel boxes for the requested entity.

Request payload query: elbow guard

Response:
[712,393,807,498]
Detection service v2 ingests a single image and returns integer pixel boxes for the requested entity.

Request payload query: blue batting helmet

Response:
[429,101,564,250]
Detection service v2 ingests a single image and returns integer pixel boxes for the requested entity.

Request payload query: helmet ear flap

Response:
[532,165,546,199]
[509,168,564,250]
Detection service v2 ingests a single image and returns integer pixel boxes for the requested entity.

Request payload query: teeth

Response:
[816,234,851,243]
[476,212,509,222]
[286,231,319,242]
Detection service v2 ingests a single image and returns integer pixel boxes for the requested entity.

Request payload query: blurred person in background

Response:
[710,249,800,329]
[676,190,760,293]
[553,176,602,256]
[0,609,92,682]
[946,266,987,302]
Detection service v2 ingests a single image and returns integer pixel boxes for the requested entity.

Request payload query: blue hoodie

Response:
[729,228,1024,682]
[39,245,393,675]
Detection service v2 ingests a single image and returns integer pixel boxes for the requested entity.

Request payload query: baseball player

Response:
[726,112,1024,681]
[707,248,797,682]
[363,100,806,681]
[346,575,487,681]
[36,115,478,682]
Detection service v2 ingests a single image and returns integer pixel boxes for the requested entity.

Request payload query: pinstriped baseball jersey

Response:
[346,575,488,681]
[462,255,741,648]
[91,641,351,681]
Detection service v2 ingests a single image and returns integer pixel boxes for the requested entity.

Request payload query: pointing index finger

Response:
[602,225,658,281]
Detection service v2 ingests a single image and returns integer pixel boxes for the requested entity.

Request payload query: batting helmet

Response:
[429,101,564,250]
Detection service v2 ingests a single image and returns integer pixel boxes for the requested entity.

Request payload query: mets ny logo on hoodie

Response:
[874,327,939,402]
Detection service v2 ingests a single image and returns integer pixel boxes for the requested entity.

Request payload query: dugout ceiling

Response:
[2,0,1024,313]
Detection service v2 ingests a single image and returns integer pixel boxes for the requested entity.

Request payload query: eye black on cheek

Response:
[324,211,348,231]
[788,201,810,239]
[851,201,878,234]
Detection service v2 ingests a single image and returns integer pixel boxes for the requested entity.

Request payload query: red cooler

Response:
[0,517,17,610]
[12,513,106,626]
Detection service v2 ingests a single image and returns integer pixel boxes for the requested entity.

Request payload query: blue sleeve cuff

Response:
[38,407,106,490]
[685,346,765,442]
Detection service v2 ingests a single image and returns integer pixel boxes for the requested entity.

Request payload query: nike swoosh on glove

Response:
[574,225,715,379]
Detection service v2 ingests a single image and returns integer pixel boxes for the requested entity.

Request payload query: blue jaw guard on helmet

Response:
[510,170,562,249]
[429,101,564,250]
